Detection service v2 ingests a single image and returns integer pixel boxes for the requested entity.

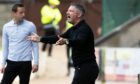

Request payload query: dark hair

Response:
[70,3,85,16]
[12,3,24,12]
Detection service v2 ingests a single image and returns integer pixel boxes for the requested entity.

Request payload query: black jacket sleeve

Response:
[40,35,59,44]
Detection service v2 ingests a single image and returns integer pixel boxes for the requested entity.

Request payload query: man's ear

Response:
[77,13,82,18]
[11,12,15,17]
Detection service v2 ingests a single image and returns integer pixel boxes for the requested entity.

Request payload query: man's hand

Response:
[32,64,38,73]
[27,33,40,42]
[56,35,68,45]
[0,65,5,73]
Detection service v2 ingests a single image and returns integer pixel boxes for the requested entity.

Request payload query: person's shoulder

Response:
[41,5,49,9]
[3,20,13,28]
[79,21,93,34]
[81,21,91,30]
[24,19,35,26]
[2,20,12,32]
[24,19,33,24]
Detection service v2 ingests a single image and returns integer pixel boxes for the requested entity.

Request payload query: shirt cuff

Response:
[65,39,69,44]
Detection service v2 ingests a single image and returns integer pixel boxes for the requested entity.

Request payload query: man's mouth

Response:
[67,15,71,19]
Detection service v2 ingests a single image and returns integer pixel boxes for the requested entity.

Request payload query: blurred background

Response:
[0,0,140,84]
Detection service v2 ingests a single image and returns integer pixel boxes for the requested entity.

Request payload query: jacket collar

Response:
[72,20,85,29]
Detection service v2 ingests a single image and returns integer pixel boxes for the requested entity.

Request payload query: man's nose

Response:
[22,13,25,16]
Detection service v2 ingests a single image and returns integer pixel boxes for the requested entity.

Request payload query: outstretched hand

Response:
[56,35,68,45]
[27,33,40,42]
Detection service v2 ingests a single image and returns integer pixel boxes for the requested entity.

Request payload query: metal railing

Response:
[95,15,140,46]
[0,0,17,3]
[138,74,140,84]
